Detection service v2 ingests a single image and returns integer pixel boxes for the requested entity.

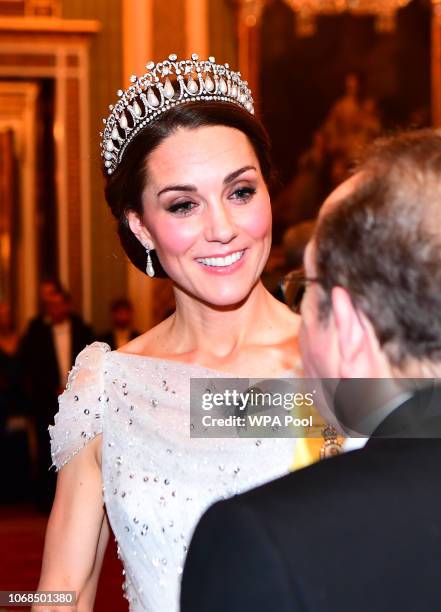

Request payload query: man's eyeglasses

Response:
[279,268,322,314]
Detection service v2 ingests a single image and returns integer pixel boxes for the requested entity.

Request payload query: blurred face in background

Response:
[40,281,60,316]
[345,73,360,97]
[112,306,133,330]
[46,292,70,324]
[40,281,58,303]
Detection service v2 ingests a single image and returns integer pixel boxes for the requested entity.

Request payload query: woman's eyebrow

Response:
[223,165,256,185]
[157,184,196,197]
[156,165,257,197]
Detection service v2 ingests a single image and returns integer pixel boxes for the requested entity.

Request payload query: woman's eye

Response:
[167,201,197,215]
[231,186,256,202]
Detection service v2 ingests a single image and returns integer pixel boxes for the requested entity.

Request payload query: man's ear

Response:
[331,286,365,376]
[126,210,154,250]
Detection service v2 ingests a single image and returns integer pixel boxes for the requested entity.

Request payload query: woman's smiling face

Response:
[130,125,272,306]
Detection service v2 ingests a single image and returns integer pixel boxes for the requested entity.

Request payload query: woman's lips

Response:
[196,249,247,274]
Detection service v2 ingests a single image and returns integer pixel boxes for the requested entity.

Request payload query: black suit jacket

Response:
[181,386,441,612]
[19,314,94,422]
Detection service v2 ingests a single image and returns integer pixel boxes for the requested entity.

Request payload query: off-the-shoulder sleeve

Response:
[49,341,111,471]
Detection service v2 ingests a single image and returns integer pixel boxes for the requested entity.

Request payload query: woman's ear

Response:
[125,210,154,250]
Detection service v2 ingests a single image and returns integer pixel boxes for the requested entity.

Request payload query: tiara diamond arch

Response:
[101,54,255,175]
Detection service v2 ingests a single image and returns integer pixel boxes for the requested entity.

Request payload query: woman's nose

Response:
[204,202,237,243]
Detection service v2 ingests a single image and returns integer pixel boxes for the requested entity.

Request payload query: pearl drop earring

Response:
[144,244,155,277]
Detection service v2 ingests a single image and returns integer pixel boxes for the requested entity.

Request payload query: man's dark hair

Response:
[315,129,441,367]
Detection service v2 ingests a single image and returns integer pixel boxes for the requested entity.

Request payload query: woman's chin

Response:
[193,286,252,309]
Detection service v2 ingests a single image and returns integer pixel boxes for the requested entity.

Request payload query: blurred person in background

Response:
[19,288,94,511]
[272,130,327,235]
[0,300,19,357]
[33,278,63,323]
[323,71,365,158]
[0,301,16,439]
[282,220,315,271]
[0,300,29,502]
[0,302,19,419]
[98,298,140,350]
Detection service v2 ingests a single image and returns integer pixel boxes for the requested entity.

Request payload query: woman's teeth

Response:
[197,250,244,267]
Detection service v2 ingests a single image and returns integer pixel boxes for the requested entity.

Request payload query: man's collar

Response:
[367,383,441,443]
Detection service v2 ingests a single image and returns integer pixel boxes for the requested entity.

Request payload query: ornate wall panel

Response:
[66,76,82,308]
[0,129,14,312]
[63,0,125,333]
[153,0,186,60]
[208,0,238,66]
[0,81,38,330]
[0,0,61,17]
[0,18,99,323]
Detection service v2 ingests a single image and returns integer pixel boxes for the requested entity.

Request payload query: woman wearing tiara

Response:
[35,54,302,612]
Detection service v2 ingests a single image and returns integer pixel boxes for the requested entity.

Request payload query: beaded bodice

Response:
[50,342,297,611]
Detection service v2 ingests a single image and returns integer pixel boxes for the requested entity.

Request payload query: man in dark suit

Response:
[19,287,93,510]
[98,297,140,350]
[181,130,441,612]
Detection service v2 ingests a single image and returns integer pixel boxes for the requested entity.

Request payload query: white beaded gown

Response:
[49,341,298,612]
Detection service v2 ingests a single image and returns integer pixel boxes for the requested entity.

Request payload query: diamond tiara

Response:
[101,53,255,175]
